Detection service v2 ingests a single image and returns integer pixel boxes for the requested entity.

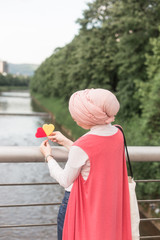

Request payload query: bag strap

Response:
[116,125,134,178]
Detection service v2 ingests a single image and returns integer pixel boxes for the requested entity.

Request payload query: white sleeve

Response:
[47,146,88,188]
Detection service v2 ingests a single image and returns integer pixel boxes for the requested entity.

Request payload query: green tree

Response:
[31,0,160,120]
[138,32,160,145]
[0,73,30,87]
[77,0,160,117]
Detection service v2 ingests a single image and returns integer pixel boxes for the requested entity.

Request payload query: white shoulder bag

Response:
[116,126,140,240]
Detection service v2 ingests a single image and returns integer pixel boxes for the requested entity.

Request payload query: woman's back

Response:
[63,129,132,240]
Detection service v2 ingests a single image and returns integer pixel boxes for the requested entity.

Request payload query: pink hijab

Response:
[69,88,120,126]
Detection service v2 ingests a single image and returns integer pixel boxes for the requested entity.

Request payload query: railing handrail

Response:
[0,146,69,163]
[0,146,160,163]
[0,146,160,239]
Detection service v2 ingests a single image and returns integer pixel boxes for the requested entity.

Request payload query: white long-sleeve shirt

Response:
[47,124,118,192]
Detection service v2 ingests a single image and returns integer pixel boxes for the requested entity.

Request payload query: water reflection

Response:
[0,115,49,146]
[0,91,30,98]
[0,90,52,146]
[0,90,64,240]
[0,91,33,114]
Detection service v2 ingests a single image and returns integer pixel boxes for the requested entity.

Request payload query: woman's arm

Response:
[48,131,73,150]
[47,156,81,188]
[40,141,88,188]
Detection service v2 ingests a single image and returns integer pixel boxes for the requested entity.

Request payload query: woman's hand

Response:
[40,140,52,158]
[48,131,73,150]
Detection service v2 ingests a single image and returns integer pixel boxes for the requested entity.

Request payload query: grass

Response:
[31,93,87,140]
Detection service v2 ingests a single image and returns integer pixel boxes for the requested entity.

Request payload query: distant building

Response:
[0,61,8,74]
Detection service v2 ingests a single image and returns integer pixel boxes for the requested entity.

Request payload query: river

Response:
[0,90,159,240]
[0,90,64,240]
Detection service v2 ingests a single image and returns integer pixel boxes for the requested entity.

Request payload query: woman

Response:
[40,88,132,240]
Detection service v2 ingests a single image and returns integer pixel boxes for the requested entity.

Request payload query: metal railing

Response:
[0,146,160,239]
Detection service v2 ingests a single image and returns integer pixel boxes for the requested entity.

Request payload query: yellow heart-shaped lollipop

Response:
[42,124,55,136]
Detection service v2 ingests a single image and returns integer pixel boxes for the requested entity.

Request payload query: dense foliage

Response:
[31,0,160,117]
[31,0,160,142]
[31,0,160,199]
[0,73,30,87]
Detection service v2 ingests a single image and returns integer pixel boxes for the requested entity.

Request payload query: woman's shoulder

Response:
[73,134,92,147]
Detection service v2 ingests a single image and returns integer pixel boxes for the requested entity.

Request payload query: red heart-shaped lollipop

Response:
[35,127,47,138]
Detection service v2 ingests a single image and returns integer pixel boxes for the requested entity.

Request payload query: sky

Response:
[0,0,91,65]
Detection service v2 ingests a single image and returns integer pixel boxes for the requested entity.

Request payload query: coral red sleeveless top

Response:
[63,130,132,240]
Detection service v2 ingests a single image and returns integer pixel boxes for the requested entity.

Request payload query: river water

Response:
[0,90,64,240]
[0,90,159,240]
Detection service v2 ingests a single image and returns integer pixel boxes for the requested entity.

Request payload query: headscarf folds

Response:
[69,88,120,126]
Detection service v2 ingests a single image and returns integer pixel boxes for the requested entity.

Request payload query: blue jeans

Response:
[57,191,70,240]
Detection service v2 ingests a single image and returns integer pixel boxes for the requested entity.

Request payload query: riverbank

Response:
[30,92,142,143]
[31,93,87,140]
[0,86,29,91]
